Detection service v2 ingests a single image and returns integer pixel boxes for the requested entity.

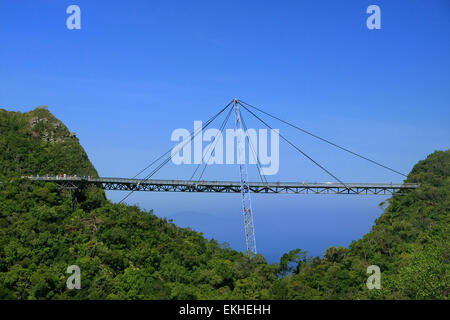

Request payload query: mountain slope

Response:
[0,106,98,178]
[0,107,448,300]
[278,150,449,299]
[0,107,277,300]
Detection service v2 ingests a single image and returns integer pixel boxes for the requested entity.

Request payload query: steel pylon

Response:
[233,98,257,255]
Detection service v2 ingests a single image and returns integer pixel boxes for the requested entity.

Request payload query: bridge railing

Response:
[24,175,420,190]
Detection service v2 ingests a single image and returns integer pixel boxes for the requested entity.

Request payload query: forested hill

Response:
[0,106,98,178]
[0,107,448,300]
[0,107,277,299]
[278,150,449,299]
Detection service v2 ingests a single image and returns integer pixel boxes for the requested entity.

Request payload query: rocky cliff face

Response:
[0,106,98,178]
[27,108,77,144]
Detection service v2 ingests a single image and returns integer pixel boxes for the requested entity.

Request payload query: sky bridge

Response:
[26,176,419,195]
[26,99,419,255]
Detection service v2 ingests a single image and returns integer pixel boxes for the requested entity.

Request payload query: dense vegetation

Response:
[0,107,448,299]
[277,149,449,299]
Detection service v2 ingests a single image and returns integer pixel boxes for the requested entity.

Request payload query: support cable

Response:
[119,100,233,203]
[140,102,231,182]
[238,109,268,186]
[131,100,233,179]
[239,102,349,189]
[190,106,233,181]
[239,100,408,178]
[196,106,234,181]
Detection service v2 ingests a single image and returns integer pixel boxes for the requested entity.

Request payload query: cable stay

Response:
[190,106,234,181]
[239,102,349,189]
[119,100,233,203]
[238,109,269,187]
[121,98,408,201]
[239,99,408,178]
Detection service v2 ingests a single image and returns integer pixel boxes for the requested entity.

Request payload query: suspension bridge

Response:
[26,99,420,255]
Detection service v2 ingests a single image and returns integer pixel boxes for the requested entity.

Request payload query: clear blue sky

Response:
[1,1,449,262]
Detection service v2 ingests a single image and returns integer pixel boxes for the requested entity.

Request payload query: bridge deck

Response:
[26,176,419,195]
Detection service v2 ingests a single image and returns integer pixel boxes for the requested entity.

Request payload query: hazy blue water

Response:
[107,190,387,264]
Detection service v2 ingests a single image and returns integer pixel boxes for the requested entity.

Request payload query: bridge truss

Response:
[27,176,418,196]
